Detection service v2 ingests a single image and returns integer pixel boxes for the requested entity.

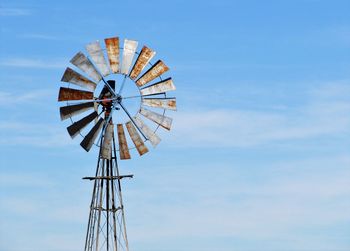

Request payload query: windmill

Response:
[58,36,176,251]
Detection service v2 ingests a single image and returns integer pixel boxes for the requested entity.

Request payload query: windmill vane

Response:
[58,36,176,251]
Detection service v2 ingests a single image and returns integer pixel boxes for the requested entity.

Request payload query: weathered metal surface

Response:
[61,67,97,91]
[117,124,131,160]
[120,39,138,75]
[101,123,114,159]
[129,46,156,80]
[105,37,120,73]
[60,102,95,120]
[142,98,176,111]
[80,118,104,152]
[67,111,98,138]
[139,107,172,130]
[70,52,102,83]
[133,115,161,147]
[86,41,110,76]
[58,87,94,101]
[140,77,175,96]
[125,121,149,156]
[136,60,169,87]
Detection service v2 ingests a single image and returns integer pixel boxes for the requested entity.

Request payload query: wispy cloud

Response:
[0,8,31,16]
[0,89,54,105]
[20,33,62,40]
[0,58,66,69]
[170,82,350,148]
[0,121,74,147]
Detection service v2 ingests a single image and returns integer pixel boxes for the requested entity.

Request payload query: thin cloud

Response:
[0,58,66,69]
[170,83,350,148]
[0,8,31,16]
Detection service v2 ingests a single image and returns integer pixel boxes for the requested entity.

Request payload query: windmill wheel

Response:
[58,37,176,160]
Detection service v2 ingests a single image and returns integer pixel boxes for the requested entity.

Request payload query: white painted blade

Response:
[140,78,175,96]
[70,52,102,83]
[101,123,114,160]
[142,98,176,111]
[86,41,110,76]
[139,107,172,131]
[117,124,131,160]
[121,39,138,75]
[133,115,161,147]
[125,121,148,156]
[105,37,120,73]
[61,67,97,91]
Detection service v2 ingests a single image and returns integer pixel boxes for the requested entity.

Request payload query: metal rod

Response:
[83,175,134,180]
[118,101,148,140]
[117,75,128,96]
[112,134,130,251]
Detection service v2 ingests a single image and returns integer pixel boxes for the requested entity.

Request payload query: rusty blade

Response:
[70,52,102,83]
[58,87,94,101]
[60,102,95,120]
[142,98,176,111]
[139,107,172,131]
[117,124,131,160]
[136,60,169,87]
[67,111,98,138]
[105,37,120,73]
[121,39,138,75]
[86,41,110,76]
[101,123,114,159]
[125,121,149,156]
[80,118,104,152]
[61,67,97,91]
[129,46,156,80]
[140,78,176,96]
[134,115,161,147]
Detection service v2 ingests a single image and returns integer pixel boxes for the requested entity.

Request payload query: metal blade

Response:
[67,111,98,138]
[86,41,110,76]
[117,124,131,160]
[139,107,172,130]
[58,87,94,101]
[60,102,95,120]
[61,67,97,91]
[133,115,161,147]
[136,60,169,87]
[120,39,138,75]
[101,123,114,159]
[80,118,104,152]
[125,121,149,156]
[105,37,120,73]
[142,98,176,111]
[129,46,156,80]
[70,52,102,83]
[140,78,175,96]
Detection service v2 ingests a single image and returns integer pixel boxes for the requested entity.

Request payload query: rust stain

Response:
[142,98,176,111]
[58,87,94,101]
[125,121,149,156]
[61,67,97,91]
[117,124,131,160]
[105,37,120,73]
[129,46,156,80]
[136,60,169,87]
[101,123,114,160]
[86,41,110,76]
[140,78,175,96]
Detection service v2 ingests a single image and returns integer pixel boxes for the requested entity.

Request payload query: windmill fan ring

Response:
[58,37,176,160]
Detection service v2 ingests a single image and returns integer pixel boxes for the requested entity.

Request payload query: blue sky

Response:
[0,0,350,251]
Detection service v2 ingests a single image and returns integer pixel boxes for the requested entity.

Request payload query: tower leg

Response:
[84,134,131,251]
